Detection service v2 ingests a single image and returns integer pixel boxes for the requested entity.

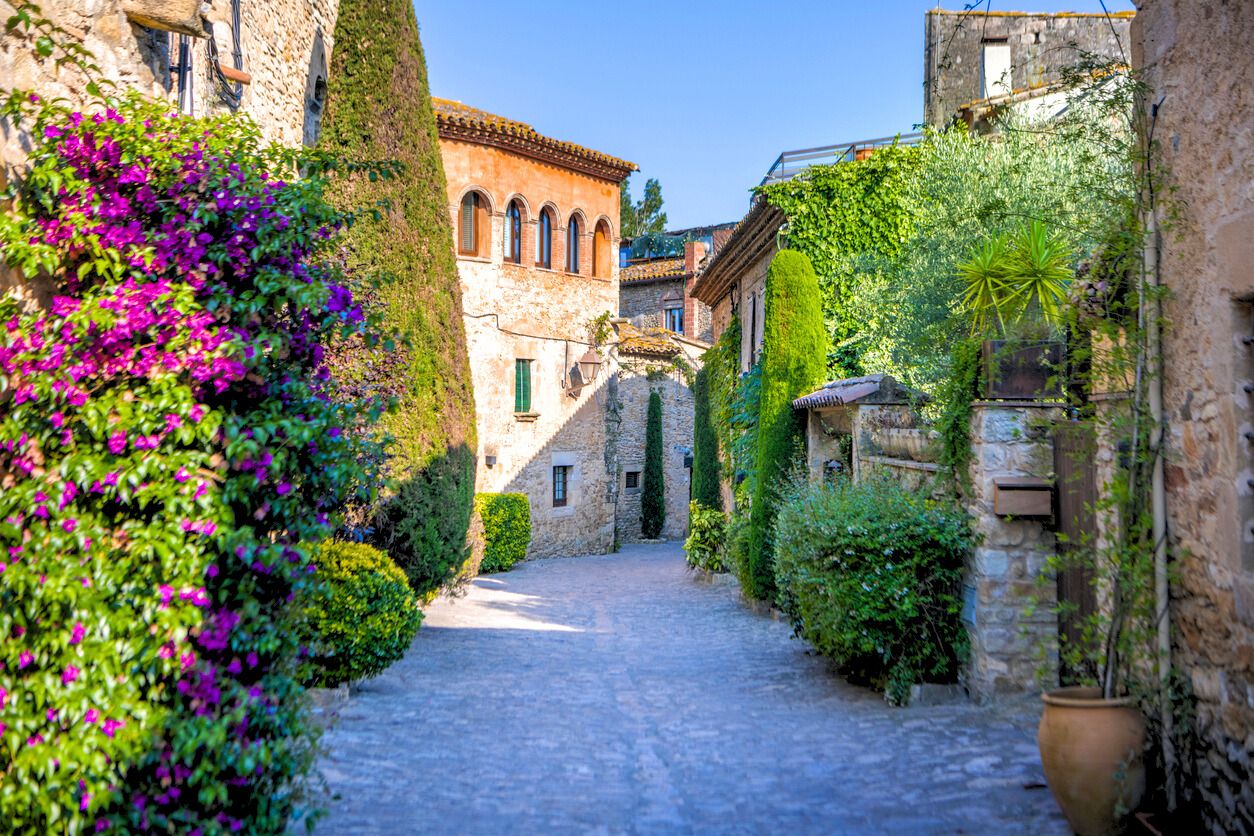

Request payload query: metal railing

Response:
[759,132,924,186]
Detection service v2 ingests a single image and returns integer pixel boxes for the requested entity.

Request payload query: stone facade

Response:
[0,0,336,167]
[613,335,705,544]
[964,404,1059,703]
[0,0,337,298]
[435,100,635,560]
[1131,2,1254,830]
[923,8,1134,127]
[620,242,714,344]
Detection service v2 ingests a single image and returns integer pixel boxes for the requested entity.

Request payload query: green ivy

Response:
[320,0,477,596]
[475,493,531,573]
[934,336,983,495]
[744,251,827,601]
[774,479,973,705]
[691,368,722,511]
[300,542,423,688]
[759,145,920,377]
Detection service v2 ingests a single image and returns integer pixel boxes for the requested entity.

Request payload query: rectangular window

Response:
[553,465,570,507]
[981,40,1012,99]
[514,359,532,413]
[665,307,684,334]
[625,470,640,491]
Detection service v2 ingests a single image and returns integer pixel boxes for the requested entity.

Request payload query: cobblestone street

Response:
[313,544,1068,835]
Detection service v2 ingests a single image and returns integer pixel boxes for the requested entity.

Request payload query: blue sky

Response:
[413,1,1136,229]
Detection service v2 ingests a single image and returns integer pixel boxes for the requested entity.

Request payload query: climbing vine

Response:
[759,145,920,377]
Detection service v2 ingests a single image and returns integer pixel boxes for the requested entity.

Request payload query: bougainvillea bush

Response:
[0,90,390,833]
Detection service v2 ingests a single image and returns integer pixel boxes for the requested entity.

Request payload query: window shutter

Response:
[515,359,531,413]
[460,194,476,253]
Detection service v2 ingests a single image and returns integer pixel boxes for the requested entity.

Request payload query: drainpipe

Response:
[1144,159,1176,812]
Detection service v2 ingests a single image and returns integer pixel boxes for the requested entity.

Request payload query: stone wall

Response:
[440,133,623,560]
[0,0,335,168]
[621,277,684,333]
[1133,2,1254,829]
[923,8,1133,126]
[1,0,337,300]
[964,404,1059,702]
[613,367,695,544]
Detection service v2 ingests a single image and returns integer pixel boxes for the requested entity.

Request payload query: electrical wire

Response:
[207,0,244,108]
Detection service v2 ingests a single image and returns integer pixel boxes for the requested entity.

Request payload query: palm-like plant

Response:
[1005,220,1073,329]
[959,220,1074,335]
[958,233,1013,336]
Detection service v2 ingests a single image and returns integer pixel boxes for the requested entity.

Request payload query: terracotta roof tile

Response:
[622,257,686,284]
[433,98,636,182]
[616,322,682,357]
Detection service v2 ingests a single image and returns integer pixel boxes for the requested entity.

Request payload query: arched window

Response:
[505,200,523,264]
[459,191,488,256]
[592,220,611,278]
[566,215,581,273]
[537,208,553,269]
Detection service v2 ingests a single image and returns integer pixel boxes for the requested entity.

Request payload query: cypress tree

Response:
[641,390,666,538]
[744,250,827,600]
[691,367,723,510]
[320,1,477,595]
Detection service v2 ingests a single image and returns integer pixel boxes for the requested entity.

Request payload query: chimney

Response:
[684,240,707,275]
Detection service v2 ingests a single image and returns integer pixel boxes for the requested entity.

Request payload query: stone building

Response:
[1130,1,1254,829]
[618,223,735,345]
[0,0,337,298]
[923,7,1134,128]
[433,98,637,559]
[691,199,786,372]
[611,323,706,545]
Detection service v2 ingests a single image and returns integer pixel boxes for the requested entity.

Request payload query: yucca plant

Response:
[1005,219,1073,329]
[959,220,1074,336]
[958,233,1014,336]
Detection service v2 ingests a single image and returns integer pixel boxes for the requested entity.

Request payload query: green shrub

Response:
[0,89,389,830]
[302,543,423,687]
[691,368,723,510]
[641,390,666,538]
[774,479,973,705]
[322,0,477,597]
[745,251,828,600]
[683,502,727,572]
[726,509,753,580]
[475,493,532,573]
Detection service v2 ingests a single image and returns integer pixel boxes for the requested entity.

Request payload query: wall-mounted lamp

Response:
[565,346,603,396]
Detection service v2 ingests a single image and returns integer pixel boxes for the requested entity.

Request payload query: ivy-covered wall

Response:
[759,145,920,378]
[320,0,477,594]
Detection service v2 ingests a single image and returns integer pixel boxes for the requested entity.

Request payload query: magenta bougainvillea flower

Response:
[0,89,391,832]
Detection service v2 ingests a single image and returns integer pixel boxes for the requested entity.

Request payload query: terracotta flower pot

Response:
[1037,686,1146,836]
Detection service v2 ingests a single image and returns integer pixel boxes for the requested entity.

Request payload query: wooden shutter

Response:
[515,359,531,413]
[460,194,476,254]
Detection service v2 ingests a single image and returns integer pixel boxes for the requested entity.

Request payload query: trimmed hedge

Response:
[321,0,477,597]
[744,251,827,600]
[475,493,532,573]
[774,479,972,705]
[301,542,423,687]
[641,390,666,538]
[691,367,723,511]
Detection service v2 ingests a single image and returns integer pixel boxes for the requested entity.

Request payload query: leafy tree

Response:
[620,175,668,237]
[321,0,478,595]
[691,367,723,510]
[744,251,827,601]
[641,390,666,538]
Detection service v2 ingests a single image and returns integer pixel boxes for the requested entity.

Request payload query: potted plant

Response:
[959,220,1071,400]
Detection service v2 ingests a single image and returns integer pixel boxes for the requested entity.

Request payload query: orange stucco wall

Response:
[439,139,619,277]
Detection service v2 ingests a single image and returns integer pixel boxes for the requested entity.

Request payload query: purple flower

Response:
[18,651,33,669]
[70,622,85,645]
[101,718,123,738]
[107,432,127,455]
[62,665,80,685]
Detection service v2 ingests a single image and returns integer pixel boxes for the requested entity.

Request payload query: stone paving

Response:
[313,543,1069,835]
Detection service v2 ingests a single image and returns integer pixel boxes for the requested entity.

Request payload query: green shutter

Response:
[515,359,531,413]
